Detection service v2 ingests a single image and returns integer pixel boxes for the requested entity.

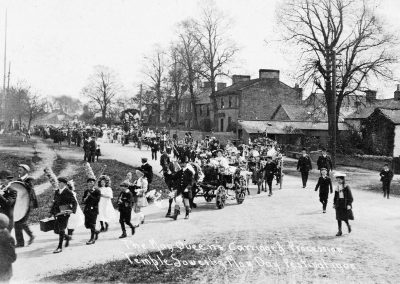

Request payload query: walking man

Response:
[263,156,277,196]
[297,148,312,188]
[380,164,393,199]
[315,168,333,213]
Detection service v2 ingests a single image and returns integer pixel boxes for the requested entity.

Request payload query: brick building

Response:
[210,69,303,132]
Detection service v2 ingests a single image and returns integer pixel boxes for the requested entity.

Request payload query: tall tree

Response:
[167,46,186,126]
[176,20,203,129]
[5,85,29,128]
[25,92,46,129]
[277,0,397,166]
[143,47,167,127]
[193,1,238,127]
[82,65,121,123]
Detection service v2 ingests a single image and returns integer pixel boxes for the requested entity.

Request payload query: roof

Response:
[346,100,400,120]
[238,120,348,134]
[377,108,400,124]
[181,87,212,105]
[213,79,259,95]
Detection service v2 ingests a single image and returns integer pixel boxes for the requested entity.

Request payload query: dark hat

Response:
[0,170,12,180]
[322,147,327,151]
[320,168,328,171]
[141,158,148,163]
[302,148,307,151]
[179,156,188,163]
[58,177,68,184]
[266,155,273,159]
[87,177,96,183]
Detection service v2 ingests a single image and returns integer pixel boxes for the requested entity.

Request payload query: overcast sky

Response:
[0,0,399,100]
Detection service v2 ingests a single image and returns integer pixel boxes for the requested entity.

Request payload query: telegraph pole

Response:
[7,61,10,90]
[1,10,7,128]
[139,84,142,124]
[331,50,337,168]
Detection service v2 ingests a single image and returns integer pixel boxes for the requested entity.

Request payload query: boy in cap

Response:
[82,178,101,245]
[315,168,333,213]
[14,164,37,247]
[0,213,16,283]
[0,170,17,232]
[317,148,333,175]
[50,177,77,253]
[117,183,135,238]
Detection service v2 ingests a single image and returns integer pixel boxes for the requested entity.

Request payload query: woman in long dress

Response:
[132,170,148,226]
[98,175,115,232]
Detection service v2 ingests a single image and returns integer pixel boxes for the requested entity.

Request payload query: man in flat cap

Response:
[50,177,77,253]
[0,170,17,232]
[14,164,37,248]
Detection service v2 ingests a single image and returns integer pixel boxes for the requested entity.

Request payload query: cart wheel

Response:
[216,186,226,209]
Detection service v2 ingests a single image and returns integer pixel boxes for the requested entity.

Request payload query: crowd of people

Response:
[0,125,397,282]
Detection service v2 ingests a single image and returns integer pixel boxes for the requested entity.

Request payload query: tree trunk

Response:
[175,98,180,127]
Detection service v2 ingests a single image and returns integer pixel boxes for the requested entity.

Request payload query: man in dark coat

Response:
[169,157,194,220]
[315,168,333,213]
[14,164,38,248]
[150,138,159,160]
[50,177,77,253]
[380,164,394,199]
[263,156,277,196]
[88,136,97,163]
[83,136,90,161]
[297,148,313,188]
[82,178,100,245]
[317,148,333,175]
[0,214,16,283]
[0,171,17,232]
[140,158,153,185]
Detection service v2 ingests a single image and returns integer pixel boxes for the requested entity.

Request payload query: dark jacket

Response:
[297,155,312,172]
[117,191,133,211]
[140,163,153,184]
[315,176,333,196]
[0,229,16,282]
[82,188,101,214]
[380,169,393,183]
[333,185,353,208]
[264,162,277,177]
[160,153,170,168]
[317,155,333,171]
[89,140,96,152]
[173,168,194,197]
[50,188,77,216]
[0,186,17,230]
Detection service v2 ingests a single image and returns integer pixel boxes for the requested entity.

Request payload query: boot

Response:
[165,207,172,217]
[247,188,250,195]
[100,221,105,232]
[184,206,190,220]
[105,222,109,232]
[65,235,71,247]
[336,231,342,237]
[119,231,127,238]
[94,230,99,240]
[168,208,180,220]
[131,226,136,235]
[347,224,352,233]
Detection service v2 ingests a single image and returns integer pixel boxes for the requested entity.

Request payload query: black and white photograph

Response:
[0,0,400,283]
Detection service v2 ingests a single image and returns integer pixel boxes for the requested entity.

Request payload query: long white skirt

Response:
[68,205,84,229]
[98,197,116,222]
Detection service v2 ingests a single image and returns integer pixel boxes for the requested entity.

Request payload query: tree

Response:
[52,95,82,114]
[277,0,398,166]
[167,46,186,126]
[25,92,46,129]
[142,47,168,126]
[82,65,121,123]
[193,1,238,126]
[5,85,29,128]
[176,20,203,129]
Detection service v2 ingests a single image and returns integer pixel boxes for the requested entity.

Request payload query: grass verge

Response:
[30,156,168,223]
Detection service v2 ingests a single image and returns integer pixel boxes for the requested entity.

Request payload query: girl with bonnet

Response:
[333,172,354,236]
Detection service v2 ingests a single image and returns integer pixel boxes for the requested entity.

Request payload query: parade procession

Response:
[2,0,400,283]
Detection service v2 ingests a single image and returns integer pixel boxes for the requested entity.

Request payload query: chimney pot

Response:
[232,75,251,85]
[259,69,280,80]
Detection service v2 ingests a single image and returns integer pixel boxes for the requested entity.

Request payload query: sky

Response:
[0,0,400,101]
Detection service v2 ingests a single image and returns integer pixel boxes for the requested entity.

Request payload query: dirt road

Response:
[10,142,400,283]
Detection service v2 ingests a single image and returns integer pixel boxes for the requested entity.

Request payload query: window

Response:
[207,105,210,116]
[220,118,224,132]
[220,98,224,109]
[199,105,203,116]
[228,116,232,126]
[229,96,232,108]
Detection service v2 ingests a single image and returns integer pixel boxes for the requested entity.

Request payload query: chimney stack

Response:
[395,84,400,100]
[259,69,280,80]
[232,75,251,85]
[365,90,377,103]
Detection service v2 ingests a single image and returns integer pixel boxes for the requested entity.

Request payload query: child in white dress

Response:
[98,175,115,232]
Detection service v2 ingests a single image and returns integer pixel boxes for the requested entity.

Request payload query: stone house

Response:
[210,69,303,132]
